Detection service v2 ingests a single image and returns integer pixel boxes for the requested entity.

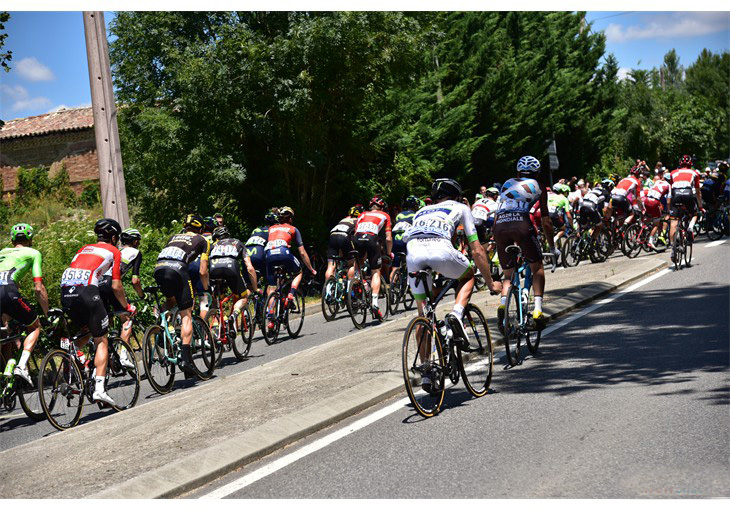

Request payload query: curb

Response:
[91,258,668,499]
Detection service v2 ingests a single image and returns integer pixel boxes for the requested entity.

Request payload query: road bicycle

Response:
[345,250,389,329]
[502,245,556,367]
[321,255,350,321]
[387,250,414,315]
[707,202,729,241]
[562,223,609,267]
[0,320,47,421]
[623,215,656,258]
[263,265,305,344]
[141,286,216,394]
[37,309,140,430]
[207,279,254,364]
[672,206,694,270]
[401,270,493,418]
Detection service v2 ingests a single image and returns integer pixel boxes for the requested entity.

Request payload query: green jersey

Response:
[0,246,43,285]
[547,193,570,214]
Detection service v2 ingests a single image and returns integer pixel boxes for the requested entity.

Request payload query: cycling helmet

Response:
[516,155,541,175]
[94,218,122,240]
[279,206,295,220]
[264,211,278,225]
[403,195,419,210]
[601,178,615,190]
[717,161,728,173]
[203,216,216,232]
[423,197,433,205]
[349,204,365,217]
[120,228,141,245]
[10,223,33,243]
[369,196,386,209]
[679,154,692,168]
[212,226,230,241]
[184,213,204,230]
[663,172,672,182]
[629,165,642,176]
[486,186,499,197]
[431,178,462,200]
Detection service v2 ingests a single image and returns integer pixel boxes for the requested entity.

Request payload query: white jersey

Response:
[568,190,583,208]
[403,200,477,243]
[497,177,542,214]
[103,246,140,277]
[471,198,498,222]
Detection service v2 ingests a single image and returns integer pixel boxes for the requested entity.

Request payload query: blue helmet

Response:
[517,156,541,176]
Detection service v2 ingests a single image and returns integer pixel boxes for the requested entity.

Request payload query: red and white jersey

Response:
[647,179,670,201]
[670,168,701,191]
[355,210,392,236]
[613,175,642,202]
[471,198,498,222]
[61,242,121,287]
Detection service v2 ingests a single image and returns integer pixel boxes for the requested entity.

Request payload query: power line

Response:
[589,12,636,22]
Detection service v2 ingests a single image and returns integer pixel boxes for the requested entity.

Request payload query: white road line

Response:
[201,264,674,499]
[705,240,726,248]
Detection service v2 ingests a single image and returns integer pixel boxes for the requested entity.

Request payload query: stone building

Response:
[0,107,98,199]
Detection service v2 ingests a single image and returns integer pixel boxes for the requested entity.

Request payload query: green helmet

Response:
[11,223,34,243]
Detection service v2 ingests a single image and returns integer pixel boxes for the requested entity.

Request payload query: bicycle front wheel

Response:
[39,349,84,430]
[285,292,305,338]
[191,316,216,380]
[321,277,339,321]
[206,309,225,366]
[562,235,581,267]
[388,269,402,315]
[142,325,175,394]
[263,292,281,344]
[458,304,493,398]
[346,279,368,329]
[232,307,253,360]
[17,352,46,421]
[106,337,140,411]
[684,229,693,267]
[402,316,445,418]
[503,286,522,367]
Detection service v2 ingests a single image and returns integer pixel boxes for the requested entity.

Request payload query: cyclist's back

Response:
[210,229,249,296]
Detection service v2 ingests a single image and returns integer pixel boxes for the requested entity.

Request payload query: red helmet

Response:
[369,196,386,209]
[679,155,692,168]
[629,165,641,176]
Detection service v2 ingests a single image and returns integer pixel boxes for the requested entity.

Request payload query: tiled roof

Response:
[0,107,94,140]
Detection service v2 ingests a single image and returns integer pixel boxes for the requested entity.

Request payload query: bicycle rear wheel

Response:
[17,352,46,421]
[263,292,281,344]
[321,277,339,321]
[388,269,403,315]
[191,316,215,380]
[622,224,642,258]
[39,349,84,430]
[503,286,522,367]
[142,325,175,394]
[285,292,305,338]
[232,306,253,360]
[106,337,140,411]
[525,287,541,354]
[684,229,693,267]
[346,279,368,329]
[562,235,581,267]
[458,304,493,398]
[375,284,390,322]
[402,316,445,418]
[206,309,224,366]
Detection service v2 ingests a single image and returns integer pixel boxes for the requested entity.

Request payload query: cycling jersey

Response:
[157,232,210,266]
[246,226,269,248]
[0,246,43,285]
[403,200,478,244]
[355,210,392,237]
[472,198,498,223]
[392,210,416,241]
[613,175,642,203]
[265,224,303,252]
[61,243,121,287]
[497,177,544,215]
[210,238,248,295]
[211,238,246,264]
[582,189,605,208]
[670,168,700,194]
[103,246,141,280]
[647,180,671,202]
[329,217,357,238]
[547,193,571,214]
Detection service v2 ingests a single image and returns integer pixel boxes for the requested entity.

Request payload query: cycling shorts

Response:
[246,246,266,278]
[0,283,38,327]
[154,261,195,311]
[353,234,383,270]
[265,248,301,286]
[61,285,109,338]
[549,211,565,229]
[578,203,602,228]
[405,238,473,300]
[98,275,127,314]
[493,212,542,270]
[210,260,248,296]
[473,218,493,244]
[670,190,697,218]
[610,194,631,217]
[392,239,407,267]
[188,259,205,296]
[643,198,663,219]
[701,188,716,207]
[327,234,354,261]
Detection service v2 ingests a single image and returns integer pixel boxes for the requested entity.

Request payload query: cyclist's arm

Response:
[244,257,258,293]
[297,245,315,273]
[468,240,500,293]
[385,230,393,257]
[539,189,555,249]
[131,251,144,298]
[111,249,130,309]
[695,181,703,210]
[199,236,210,292]
[34,280,49,316]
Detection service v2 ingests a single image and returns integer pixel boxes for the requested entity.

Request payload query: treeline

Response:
[109,12,729,241]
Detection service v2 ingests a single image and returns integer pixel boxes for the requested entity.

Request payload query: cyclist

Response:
[0,224,49,384]
[246,211,277,283]
[604,166,644,227]
[643,174,671,250]
[669,155,703,263]
[60,218,135,405]
[324,205,362,281]
[209,226,258,322]
[494,156,558,331]
[353,196,393,320]
[548,183,573,243]
[472,187,499,243]
[578,185,606,241]
[390,196,418,282]
[264,207,316,328]
[188,216,215,319]
[154,214,210,375]
[404,178,500,367]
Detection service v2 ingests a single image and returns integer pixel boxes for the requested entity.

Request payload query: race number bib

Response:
[647,189,663,201]
[211,244,238,258]
[411,215,452,238]
[246,236,266,246]
[158,246,186,261]
[61,268,91,286]
[356,221,378,234]
[472,207,489,221]
[392,221,411,232]
[0,270,10,285]
[265,239,288,251]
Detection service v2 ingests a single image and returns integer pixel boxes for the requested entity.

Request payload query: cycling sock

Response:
[95,376,105,394]
[181,344,192,363]
[372,294,378,307]
[289,286,298,297]
[452,304,464,321]
[18,349,31,370]
[500,296,507,306]
[534,296,543,313]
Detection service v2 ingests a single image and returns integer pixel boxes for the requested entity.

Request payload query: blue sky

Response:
[1,11,729,121]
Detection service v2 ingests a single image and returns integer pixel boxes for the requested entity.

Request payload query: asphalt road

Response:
[191,239,729,498]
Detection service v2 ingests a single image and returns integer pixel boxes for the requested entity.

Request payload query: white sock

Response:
[18,349,31,370]
[372,294,378,307]
[534,296,543,313]
[452,304,464,320]
[95,376,105,394]
[500,296,507,306]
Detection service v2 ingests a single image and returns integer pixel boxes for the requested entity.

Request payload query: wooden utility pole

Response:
[83,11,129,228]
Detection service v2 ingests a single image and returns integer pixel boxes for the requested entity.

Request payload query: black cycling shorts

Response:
[210,260,248,296]
[670,190,697,218]
[549,211,565,229]
[0,283,38,327]
[61,285,109,338]
[354,234,383,270]
[154,261,195,311]
[493,212,542,270]
[610,195,631,217]
[392,239,407,267]
[327,234,354,260]
[579,203,602,228]
[99,275,126,314]
[246,246,266,279]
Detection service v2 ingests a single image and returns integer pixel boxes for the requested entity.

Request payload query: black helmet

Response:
[94,218,122,239]
[184,213,204,231]
[212,226,230,241]
[431,178,462,200]
[403,195,419,210]
[264,211,278,225]
[203,216,216,232]
[120,228,141,245]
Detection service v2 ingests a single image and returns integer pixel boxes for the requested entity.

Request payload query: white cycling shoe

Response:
[93,390,116,406]
[13,366,33,385]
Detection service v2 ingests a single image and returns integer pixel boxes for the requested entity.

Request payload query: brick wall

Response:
[0,128,99,199]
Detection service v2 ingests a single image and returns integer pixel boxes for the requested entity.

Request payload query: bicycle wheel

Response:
[285,292,305,338]
[346,278,368,329]
[106,337,140,411]
[263,292,281,344]
[707,212,723,241]
[17,352,46,421]
[388,269,402,315]
[401,316,445,418]
[562,235,581,267]
[321,277,339,321]
[38,349,84,430]
[142,325,175,394]
[190,316,215,380]
[206,309,225,366]
[232,306,253,360]
[622,224,642,258]
[375,284,390,322]
[684,229,693,267]
[525,287,541,354]
[673,230,683,270]
[458,304,493,398]
[503,286,522,367]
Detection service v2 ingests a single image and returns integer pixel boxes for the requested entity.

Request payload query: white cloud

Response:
[605,12,730,43]
[15,57,55,82]
[0,83,52,113]
[617,67,632,81]
[47,102,91,113]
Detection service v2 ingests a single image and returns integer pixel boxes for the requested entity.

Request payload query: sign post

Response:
[547,137,559,187]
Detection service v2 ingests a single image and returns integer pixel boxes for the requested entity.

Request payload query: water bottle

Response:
[4,358,17,378]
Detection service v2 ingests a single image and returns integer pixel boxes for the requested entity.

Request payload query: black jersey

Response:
[210,238,246,264]
[329,217,357,237]
[157,232,210,266]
